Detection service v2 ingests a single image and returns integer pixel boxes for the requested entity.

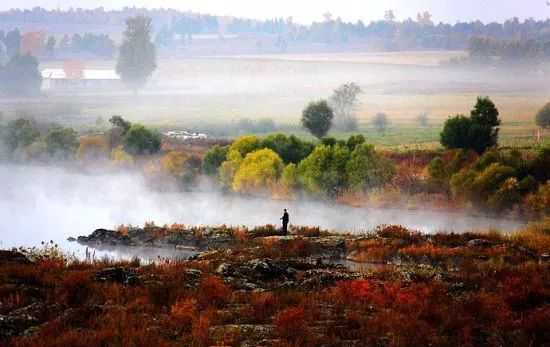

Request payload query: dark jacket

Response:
[281,212,289,224]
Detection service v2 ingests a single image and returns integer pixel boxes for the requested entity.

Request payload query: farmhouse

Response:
[41,68,122,91]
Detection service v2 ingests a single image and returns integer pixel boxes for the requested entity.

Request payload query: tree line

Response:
[2,7,550,51]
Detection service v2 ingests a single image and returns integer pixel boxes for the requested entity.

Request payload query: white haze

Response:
[0,164,525,258]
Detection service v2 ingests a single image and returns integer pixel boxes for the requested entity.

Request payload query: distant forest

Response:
[0,7,549,59]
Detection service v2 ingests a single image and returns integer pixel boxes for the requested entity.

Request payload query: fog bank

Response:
[0,164,525,257]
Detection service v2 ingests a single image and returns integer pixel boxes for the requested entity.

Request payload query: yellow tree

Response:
[233,149,284,194]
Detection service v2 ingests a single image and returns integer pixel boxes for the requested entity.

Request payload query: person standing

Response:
[281,209,289,233]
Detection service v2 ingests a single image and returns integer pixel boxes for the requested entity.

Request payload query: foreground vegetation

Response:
[1,220,549,346]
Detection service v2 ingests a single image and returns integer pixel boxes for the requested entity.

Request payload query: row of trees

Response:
[203,133,394,198]
[2,7,549,51]
[0,28,116,61]
[468,36,550,62]
[0,115,161,161]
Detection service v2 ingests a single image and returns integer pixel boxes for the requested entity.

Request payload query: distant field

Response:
[4,51,548,149]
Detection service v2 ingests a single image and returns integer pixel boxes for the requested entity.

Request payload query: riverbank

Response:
[2,221,549,346]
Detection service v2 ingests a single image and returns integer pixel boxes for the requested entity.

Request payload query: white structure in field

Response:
[165,131,208,140]
[41,68,121,91]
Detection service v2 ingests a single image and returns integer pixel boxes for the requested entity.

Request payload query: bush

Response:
[297,144,350,197]
[1,118,39,154]
[261,133,314,164]
[202,145,228,176]
[228,135,260,157]
[346,143,395,190]
[123,123,161,155]
[301,100,334,139]
[44,127,79,159]
[77,135,109,161]
[0,53,42,96]
[233,148,284,193]
[274,306,308,342]
[535,102,550,128]
[440,97,500,153]
[162,151,201,186]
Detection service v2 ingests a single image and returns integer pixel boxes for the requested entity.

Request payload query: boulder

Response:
[95,267,139,285]
[0,250,31,265]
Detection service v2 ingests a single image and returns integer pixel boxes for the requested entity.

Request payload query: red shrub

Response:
[197,275,230,307]
[57,270,93,307]
[274,306,308,342]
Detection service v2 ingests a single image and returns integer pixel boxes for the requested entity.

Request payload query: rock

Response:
[216,263,237,277]
[244,259,285,280]
[541,253,550,262]
[0,250,31,265]
[95,267,139,285]
[66,237,76,242]
[466,239,493,248]
[0,302,55,337]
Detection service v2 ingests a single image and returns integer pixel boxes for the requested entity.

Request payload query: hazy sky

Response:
[1,0,549,24]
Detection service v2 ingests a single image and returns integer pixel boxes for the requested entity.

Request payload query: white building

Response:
[41,68,122,91]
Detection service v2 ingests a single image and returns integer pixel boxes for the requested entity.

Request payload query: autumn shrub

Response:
[274,306,308,342]
[171,298,198,327]
[57,270,94,307]
[249,292,277,323]
[232,148,284,193]
[197,275,230,307]
[190,311,213,347]
[332,279,372,305]
[77,135,109,161]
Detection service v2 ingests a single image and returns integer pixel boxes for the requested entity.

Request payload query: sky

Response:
[1,0,549,24]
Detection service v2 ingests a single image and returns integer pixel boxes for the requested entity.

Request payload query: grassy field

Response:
[3,51,548,149]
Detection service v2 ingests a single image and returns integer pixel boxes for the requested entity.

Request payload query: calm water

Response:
[0,164,525,259]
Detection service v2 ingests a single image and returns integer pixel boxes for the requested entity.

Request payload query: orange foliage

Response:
[63,59,85,80]
[21,30,45,56]
[197,275,230,307]
[274,306,308,342]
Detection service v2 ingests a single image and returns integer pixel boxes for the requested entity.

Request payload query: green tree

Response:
[116,15,157,92]
[301,100,334,139]
[108,115,132,149]
[372,113,389,132]
[202,145,229,176]
[44,127,80,158]
[330,82,363,131]
[1,118,40,154]
[123,123,161,155]
[346,143,395,190]
[469,96,500,152]
[233,148,284,193]
[440,115,474,150]
[535,102,550,128]
[261,133,314,164]
[297,144,350,198]
[0,53,42,96]
[441,97,501,154]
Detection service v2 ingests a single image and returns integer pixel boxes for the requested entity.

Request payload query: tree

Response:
[108,115,132,149]
[45,36,56,57]
[470,96,500,151]
[233,148,284,193]
[0,53,42,96]
[440,115,473,150]
[123,123,161,155]
[416,111,429,126]
[535,102,550,128]
[21,31,45,56]
[346,143,395,190]
[229,135,260,157]
[162,151,201,186]
[261,133,314,164]
[116,15,157,92]
[440,97,501,153]
[330,82,363,131]
[297,144,350,197]
[202,145,229,176]
[5,29,21,56]
[372,113,389,132]
[301,100,334,139]
[77,135,109,161]
[44,127,80,158]
[1,118,39,154]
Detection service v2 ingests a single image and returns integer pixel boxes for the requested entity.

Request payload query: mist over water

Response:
[0,164,525,257]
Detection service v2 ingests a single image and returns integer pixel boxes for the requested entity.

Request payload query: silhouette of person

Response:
[281,209,289,233]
